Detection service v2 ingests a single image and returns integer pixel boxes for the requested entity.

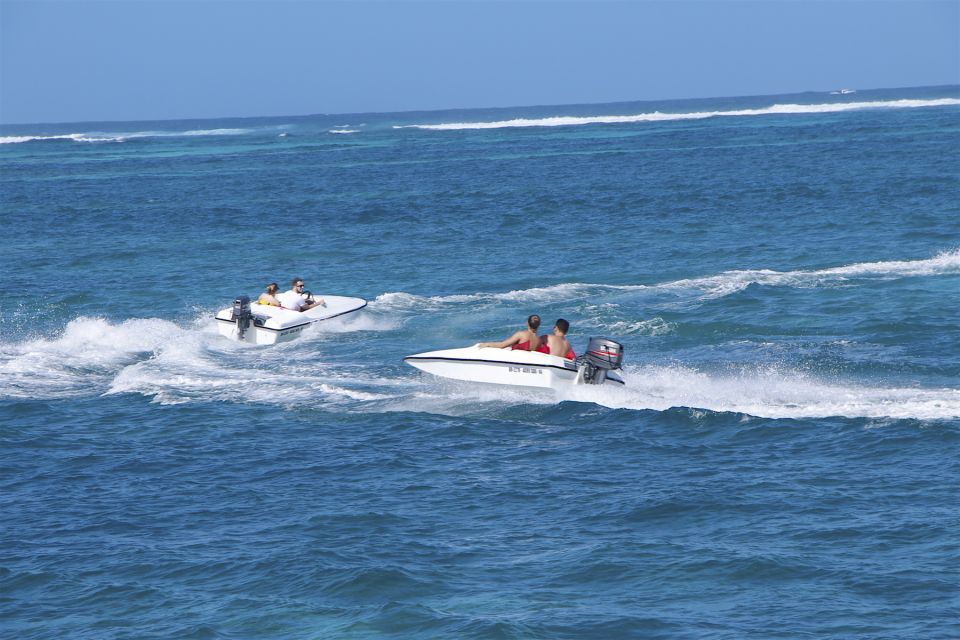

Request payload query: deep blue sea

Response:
[2,86,959,639]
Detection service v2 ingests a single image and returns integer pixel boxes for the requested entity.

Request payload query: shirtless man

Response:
[478,314,541,351]
[541,318,574,359]
[277,277,325,312]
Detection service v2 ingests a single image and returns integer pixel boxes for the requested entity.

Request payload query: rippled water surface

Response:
[2,86,959,638]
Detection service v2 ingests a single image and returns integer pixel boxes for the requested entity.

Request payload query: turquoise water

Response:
[2,86,959,638]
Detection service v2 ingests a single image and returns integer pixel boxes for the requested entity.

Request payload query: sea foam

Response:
[556,363,960,421]
[398,98,960,130]
[0,317,182,399]
[389,361,960,421]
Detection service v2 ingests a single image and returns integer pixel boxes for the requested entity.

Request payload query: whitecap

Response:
[397,98,960,131]
[0,128,253,145]
[0,133,124,144]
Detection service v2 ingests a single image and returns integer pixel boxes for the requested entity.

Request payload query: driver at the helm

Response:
[277,277,325,311]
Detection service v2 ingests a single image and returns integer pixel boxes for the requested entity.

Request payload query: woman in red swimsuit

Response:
[478,314,542,351]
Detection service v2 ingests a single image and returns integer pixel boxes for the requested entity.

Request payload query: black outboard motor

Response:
[231,295,252,340]
[578,337,625,384]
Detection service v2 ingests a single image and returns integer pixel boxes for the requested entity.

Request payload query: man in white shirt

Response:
[277,278,325,312]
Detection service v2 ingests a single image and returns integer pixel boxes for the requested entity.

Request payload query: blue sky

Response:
[1,0,957,124]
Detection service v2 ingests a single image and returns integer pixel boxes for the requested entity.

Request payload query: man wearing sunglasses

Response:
[277,277,325,312]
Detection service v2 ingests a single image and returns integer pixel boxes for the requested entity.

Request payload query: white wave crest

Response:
[0,128,252,145]
[372,283,620,312]
[0,133,125,144]
[180,128,249,136]
[604,316,675,336]
[556,363,960,421]
[665,248,960,300]
[329,129,359,135]
[398,98,960,131]
[373,250,960,312]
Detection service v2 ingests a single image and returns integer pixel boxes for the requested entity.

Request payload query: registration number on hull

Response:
[508,366,543,375]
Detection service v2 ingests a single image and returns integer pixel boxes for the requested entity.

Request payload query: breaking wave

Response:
[0,128,253,145]
[397,98,960,131]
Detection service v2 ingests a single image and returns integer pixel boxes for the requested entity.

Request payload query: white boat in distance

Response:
[404,338,626,390]
[215,295,367,344]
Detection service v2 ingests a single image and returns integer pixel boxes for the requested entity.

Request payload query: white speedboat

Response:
[404,337,625,390]
[215,295,367,344]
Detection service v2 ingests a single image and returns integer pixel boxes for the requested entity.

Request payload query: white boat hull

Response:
[215,295,367,345]
[404,345,624,390]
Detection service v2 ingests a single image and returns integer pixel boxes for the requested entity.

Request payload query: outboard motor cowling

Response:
[231,295,252,340]
[577,337,625,384]
[585,337,624,370]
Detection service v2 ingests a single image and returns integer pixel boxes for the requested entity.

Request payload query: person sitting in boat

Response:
[258,283,281,306]
[538,318,576,360]
[277,277,325,312]
[478,314,542,351]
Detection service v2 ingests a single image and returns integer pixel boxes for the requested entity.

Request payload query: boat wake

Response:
[1,315,956,421]
[0,317,183,399]
[374,249,960,311]
[555,363,960,421]
[0,314,399,405]
[1,249,957,420]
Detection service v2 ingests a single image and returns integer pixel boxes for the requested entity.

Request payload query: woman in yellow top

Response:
[258,283,281,306]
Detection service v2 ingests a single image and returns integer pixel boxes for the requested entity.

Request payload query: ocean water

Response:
[1,86,959,638]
